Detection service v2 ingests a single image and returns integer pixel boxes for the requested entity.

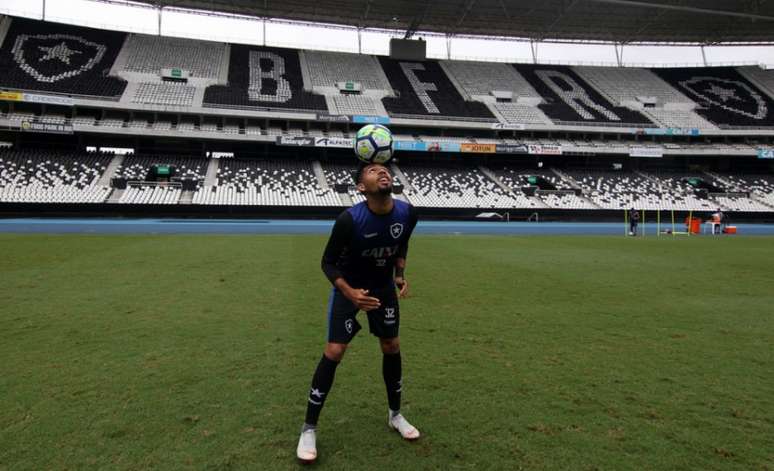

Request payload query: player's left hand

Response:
[395,277,409,298]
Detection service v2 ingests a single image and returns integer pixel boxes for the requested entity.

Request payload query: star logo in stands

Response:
[706,84,740,103]
[38,42,82,65]
[12,34,107,83]
[679,77,767,120]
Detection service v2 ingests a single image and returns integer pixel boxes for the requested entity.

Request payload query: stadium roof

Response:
[153,0,774,44]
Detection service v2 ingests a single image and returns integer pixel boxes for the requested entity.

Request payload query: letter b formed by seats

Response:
[248,51,292,103]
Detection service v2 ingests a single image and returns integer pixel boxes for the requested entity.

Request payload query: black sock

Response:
[382,351,402,412]
[304,354,339,426]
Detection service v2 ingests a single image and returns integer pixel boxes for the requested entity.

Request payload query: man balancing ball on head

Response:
[296,162,420,463]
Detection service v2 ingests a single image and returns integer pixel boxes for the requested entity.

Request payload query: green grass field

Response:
[1,234,773,470]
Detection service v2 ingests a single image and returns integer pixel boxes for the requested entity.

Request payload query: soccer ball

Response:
[354,124,394,164]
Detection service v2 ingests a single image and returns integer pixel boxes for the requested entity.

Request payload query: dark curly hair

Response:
[351,162,389,184]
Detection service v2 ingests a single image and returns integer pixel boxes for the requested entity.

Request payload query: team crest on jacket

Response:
[390,223,403,239]
[12,34,107,83]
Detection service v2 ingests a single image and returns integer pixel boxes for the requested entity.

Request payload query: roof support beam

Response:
[530,39,538,64]
[404,0,434,39]
[498,0,512,22]
[624,0,675,44]
[360,0,372,27]
[456,0,478,27]
[545,0,579,32]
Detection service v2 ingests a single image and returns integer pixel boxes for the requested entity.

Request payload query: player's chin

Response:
[377,184,393,195]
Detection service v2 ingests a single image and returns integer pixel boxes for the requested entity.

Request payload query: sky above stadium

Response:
[2,0,773,66]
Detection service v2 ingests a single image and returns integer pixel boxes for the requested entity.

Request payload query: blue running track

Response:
[2,218,774,235]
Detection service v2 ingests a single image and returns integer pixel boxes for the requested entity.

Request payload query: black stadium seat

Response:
[652,67,774,128]
[0,17,126,98]
[203,45,327,112]
[378,57,495,121]
[514,64,654,126]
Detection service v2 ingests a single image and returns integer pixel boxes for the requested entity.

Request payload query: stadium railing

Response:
[551,120,658,128]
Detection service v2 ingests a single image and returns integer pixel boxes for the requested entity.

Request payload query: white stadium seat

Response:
[0,149,112,203]
[192,159,341,207]
[120,35,226,80]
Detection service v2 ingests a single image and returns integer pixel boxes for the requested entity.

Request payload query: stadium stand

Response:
[152,121,173,131]
[204,45,327,112]
[38,114,67,124]
[119,185,181,204]
[738,66,774,100]
[400,166,532,208]
[574,66,682,105]
[440,61,552,125]
[491,166,592,209]
[538,192,597,209]
[378,57,495,121]
[113,153,206,206]
[111,34,227,107]
[653,67,774,128]
[114,154,207,181]
[322,163,370,205]
[117,35,227,80]
[245,124,264,136]
[712,194,772,212]
[573,66,716,129]
[4,111,36,122]
[302,50,392,92]
[131,82,197,106]
[442,60,542,101]
[0,142,772,212]
[191,159,340,206]
[97,118,125,128]
[327,94,385,116]
[200,122,219,133]
[494,166,573,191]
[645,171,718,211]
[710,173,774,209]
[71,115,96,126]
[642,108,715,129]
[491,103,554,125]
[0,17,771,216]
[127,118,148,129]
[566,170,668,210]
[0,17,126,97]
[0,149,111,203]
[514,64,654,126]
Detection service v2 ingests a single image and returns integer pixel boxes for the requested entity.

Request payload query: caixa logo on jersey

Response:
[12,34,107,83]
[679,77,768,120]
[361,245,399,258]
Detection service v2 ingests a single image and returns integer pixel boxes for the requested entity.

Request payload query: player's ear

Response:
[356,181,366,193]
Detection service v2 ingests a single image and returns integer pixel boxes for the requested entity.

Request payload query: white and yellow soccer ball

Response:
[354,124,394,164]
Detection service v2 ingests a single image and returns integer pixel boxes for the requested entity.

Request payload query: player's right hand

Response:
[347,288,381,311]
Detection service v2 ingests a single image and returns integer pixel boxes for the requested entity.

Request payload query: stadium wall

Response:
[1,203,773,224]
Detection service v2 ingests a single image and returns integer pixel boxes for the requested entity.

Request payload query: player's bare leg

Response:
[380,337,420,440]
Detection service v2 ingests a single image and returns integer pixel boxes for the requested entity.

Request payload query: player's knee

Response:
[380,337,400,354]
[324,342,347,362]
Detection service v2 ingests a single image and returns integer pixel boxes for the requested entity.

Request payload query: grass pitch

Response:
[1,234,773,470]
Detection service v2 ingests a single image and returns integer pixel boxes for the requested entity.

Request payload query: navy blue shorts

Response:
[326,285,399,343]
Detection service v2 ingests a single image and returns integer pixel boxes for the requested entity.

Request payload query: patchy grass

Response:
[1,234,773,470]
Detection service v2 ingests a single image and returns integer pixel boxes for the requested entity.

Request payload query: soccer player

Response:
[296,162,420,463]
[629,207,640,236]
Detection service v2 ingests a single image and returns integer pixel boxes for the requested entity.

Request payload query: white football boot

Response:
[388,412,420,440]
[296,429,317,463]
